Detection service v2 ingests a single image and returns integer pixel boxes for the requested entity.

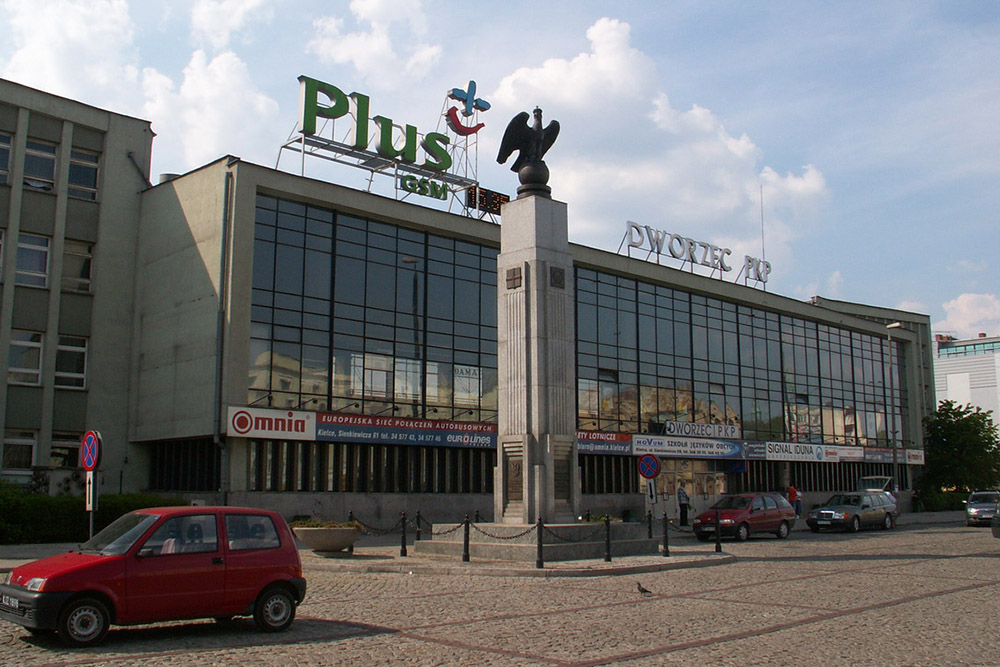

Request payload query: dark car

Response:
[0,506,305,647]
[692,493,796,542]
[964,491,1000,527]
[806,491,898,533]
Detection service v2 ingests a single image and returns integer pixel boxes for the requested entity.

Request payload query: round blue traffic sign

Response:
[638,454,660,479]
[80,431,102,471]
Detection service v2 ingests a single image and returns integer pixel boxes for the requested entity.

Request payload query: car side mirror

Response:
[137,547,154,558]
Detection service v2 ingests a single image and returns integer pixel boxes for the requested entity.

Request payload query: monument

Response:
[414,108,658,560]
[492,108,578,524]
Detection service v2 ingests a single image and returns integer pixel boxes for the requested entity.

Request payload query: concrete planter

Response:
[292,526,362,554]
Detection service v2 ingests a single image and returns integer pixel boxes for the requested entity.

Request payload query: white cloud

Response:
[141,50,279,171]
[489,17,830,276]
[935,293,1000,338]
[305,0,441,87]
[191,0,273,51]
[1,0,139,109]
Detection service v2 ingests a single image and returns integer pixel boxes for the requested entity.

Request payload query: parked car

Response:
[806,491,898,533]
[692,493,796,542]
[964,491,1000,527]
[0,506,306,647]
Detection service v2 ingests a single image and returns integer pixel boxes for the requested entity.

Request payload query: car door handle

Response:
[212,557,224,565]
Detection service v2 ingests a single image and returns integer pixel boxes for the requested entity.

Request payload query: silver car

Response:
[964,491,1000,527]
[806,491,898,533]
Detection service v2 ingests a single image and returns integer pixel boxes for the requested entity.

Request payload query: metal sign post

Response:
[80,431,103,539]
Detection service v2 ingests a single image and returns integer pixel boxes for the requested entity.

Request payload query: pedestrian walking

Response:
[788,485,801,518]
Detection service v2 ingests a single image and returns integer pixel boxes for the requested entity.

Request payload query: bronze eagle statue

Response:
[497,107,560,173]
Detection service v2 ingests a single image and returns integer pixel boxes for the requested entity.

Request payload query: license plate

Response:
[817,520,831,525]
[1,594,18,610]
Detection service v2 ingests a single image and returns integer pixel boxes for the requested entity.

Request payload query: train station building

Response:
[0,77,934,521]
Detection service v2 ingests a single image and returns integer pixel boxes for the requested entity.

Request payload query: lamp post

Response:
[886,322,903,491]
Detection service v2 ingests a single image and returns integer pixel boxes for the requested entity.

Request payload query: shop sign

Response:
[863,447,896,463]
[824,445,865,462]
[655,421,741,439]
[625,220,772,283]
[228,406,317,440]
[905,449,925,465]
[316,413,496,448]
[764,441,827,462]
[576,431,632,455]
[400,175,448,200]
[299,75,452,171]
[633,435,743,459]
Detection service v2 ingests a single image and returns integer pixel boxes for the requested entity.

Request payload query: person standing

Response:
[788,485,801,518]
[677,481,690,526]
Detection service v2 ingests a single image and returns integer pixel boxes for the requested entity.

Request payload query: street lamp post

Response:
[886,322,904,491]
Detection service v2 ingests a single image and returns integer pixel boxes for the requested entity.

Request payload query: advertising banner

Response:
[576,431,632,455]
[316,413,496,448]
[864,447,895,463]
[654,420,742,439]
[632,435,743,459]
[905,449,926,465]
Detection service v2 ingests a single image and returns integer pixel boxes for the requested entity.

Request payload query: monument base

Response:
[412,522,660,562]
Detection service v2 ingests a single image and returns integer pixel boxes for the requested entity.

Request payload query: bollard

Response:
[585,509,592,522]
[604,515,612,563]
[400,511,408,557]
[714,510,722,553]
[462,514,471,562]
[662,512,670,557]
[474,509,481,523]
[646,510,653,539]
[415,510,422,541]
[347,510,355,556]
[536,516,544,569]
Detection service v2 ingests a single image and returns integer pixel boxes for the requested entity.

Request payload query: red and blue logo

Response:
[445,80,490,136]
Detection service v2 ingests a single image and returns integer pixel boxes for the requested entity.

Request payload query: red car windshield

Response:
[80,512,160,555]
[711,496,751,510]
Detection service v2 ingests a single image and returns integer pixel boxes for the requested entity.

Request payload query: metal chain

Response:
[470,522,537,540]
[541,522,606,542]
[355,516,403,536]
[429,522,465,536]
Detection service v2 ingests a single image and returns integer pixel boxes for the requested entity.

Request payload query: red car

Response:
[0,506,306,647]
[692,493,796,541]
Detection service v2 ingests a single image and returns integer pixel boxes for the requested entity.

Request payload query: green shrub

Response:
[918,489,967,512]
[289,518,361,529]
[0,483,188,544]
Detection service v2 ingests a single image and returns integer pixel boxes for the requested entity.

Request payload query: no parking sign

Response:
[80,431,102,534]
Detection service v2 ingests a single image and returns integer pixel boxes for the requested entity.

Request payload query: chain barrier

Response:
[429,522,465,537]
[354,516,403,536]
[470,522,537,540]
[540,522,606,543]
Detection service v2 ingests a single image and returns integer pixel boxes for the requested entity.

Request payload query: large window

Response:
[2,429,34,470]
[250,194,499,422]
[68,149,99,200]
[575,268,909,449]
[55,336,88,388]
[23,140,56,192]
[8,330,42,385]
[62,240,93,292]
[0,132,10,184]
[50,432,82,467]
[15,233,49,287]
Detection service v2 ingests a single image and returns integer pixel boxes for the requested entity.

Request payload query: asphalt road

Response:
[2,520,997,666]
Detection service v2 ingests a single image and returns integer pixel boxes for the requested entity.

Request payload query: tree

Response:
[918,400,1000,493]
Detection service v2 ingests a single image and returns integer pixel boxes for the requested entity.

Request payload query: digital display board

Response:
[467,186,510,215]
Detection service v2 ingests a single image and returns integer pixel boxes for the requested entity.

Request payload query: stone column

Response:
[495,195,579,524]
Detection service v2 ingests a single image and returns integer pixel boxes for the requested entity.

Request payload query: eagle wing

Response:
[540,120,560,160]
[497,111,531,171]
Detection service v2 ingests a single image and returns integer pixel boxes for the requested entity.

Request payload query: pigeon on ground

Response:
[636,582,653,597]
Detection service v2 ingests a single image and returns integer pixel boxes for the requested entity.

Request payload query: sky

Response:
[1,0,997,339]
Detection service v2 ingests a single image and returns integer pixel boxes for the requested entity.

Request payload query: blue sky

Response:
[2,0,997,337]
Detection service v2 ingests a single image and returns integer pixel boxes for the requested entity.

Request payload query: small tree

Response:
[918,400,1000,494]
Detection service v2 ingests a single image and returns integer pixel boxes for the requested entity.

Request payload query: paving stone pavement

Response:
[4,512,995,666]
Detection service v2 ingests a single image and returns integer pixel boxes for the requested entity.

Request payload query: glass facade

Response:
[575,268,908,448]
[240,194,911,499]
